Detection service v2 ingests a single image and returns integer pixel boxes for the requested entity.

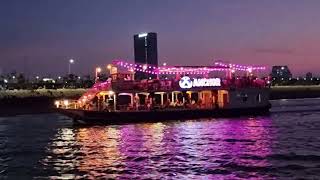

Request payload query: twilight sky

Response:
[1,0,320,77]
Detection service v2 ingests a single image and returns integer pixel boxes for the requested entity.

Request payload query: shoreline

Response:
[270,86,320,99]
[0,89,85,117]
[1,86,320,116]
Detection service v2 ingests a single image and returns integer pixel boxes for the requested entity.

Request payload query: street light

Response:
[107,64,112,74]
[95,67,102,82]
[68,59,75,74]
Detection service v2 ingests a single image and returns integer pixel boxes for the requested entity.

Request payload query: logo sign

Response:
[179,76,193,89]
[179,76,221,89]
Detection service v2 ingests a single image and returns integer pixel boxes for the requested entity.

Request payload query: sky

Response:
[1,0,320,77]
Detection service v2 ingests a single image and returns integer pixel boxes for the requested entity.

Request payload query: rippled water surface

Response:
[1,99,320,179]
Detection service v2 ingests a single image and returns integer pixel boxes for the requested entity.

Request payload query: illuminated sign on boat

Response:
[179,76,221,89]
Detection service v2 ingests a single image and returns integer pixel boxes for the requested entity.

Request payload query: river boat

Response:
[55,60,271,125]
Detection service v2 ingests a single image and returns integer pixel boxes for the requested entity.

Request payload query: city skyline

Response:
[1,0,320,76]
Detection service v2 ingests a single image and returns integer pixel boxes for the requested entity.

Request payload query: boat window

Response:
[242,96,248,102]
[118,95,131,105]
[241,93,248,102]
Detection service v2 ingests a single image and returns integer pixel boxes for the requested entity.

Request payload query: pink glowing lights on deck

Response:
[78,81,111,103]
[112,60,266,75]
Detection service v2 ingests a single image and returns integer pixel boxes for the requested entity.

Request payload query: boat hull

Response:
[56,105,271,125]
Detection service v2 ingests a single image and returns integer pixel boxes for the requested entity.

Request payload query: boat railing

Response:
[111,80,174,92]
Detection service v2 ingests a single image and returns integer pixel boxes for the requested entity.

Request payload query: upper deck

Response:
[110,76,268,93]
[105,60,269,92]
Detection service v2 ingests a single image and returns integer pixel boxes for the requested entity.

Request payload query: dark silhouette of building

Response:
[134,32,158,80]
[271,66,292,80]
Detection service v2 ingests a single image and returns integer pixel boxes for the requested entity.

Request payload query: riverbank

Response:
[0,89,86,116]
[270,86,320,99]
[1,86,320,116]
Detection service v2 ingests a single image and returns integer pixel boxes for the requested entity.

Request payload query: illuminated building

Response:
[271,66,292,80]
[134,32,158,80]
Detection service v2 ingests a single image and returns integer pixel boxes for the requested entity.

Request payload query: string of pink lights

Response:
[112,60,266,75]
[214,62,266,71]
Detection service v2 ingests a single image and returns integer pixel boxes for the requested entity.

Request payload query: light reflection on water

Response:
[1,105,320,179]
[41,118,276,179]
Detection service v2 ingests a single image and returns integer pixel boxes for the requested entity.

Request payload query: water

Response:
[1,99,320,179]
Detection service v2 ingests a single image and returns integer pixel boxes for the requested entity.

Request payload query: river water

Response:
[0,99,320,179]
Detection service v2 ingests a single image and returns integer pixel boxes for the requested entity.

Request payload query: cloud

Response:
[253,48,295,55]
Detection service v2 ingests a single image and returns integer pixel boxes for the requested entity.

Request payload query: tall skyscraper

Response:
[134,32,158,80]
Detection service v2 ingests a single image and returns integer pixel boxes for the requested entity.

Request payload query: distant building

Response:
[271,66,292,80]
[134,32,158,80]
[306,72,313,80]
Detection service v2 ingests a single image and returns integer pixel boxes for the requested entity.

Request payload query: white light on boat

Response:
[142,65,147,70]
[55,101,60,108]
[63,100,69,106]
[109,91,114,95]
